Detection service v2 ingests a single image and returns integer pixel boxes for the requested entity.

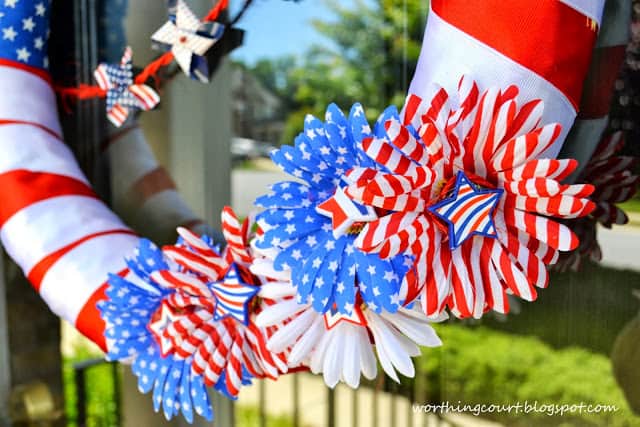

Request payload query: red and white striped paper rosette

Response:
[0,63,138,350]
[410,0,606,158]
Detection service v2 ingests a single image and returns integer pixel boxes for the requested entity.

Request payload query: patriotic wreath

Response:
[2,0,638,424]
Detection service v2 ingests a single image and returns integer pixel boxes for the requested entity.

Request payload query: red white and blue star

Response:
[94,46,160,126]
[211,264,259,325]
[428,172,502,250]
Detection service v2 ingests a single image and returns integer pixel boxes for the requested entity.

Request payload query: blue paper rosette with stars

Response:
[254,103,414,317]
[99,210,290,423]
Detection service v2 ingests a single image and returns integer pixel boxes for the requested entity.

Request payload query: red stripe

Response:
[0,59,52,85]
[0,119,62,140]
[27,229,136,290]
[0,171,97,226]
[432,0,597,108]
[75,268,129,352]
[578,45,627,119]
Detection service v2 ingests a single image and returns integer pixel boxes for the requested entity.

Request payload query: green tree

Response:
[244,0,428,145]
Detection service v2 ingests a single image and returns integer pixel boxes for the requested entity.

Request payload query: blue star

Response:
[210,264,259,325]
[428,171,503,250]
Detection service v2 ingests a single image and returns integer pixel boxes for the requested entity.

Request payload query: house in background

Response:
[231,65,285,147]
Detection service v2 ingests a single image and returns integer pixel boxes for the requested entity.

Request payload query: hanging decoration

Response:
[94,47,160,126]
[555,132,639,271]
[55,0,231,126]
[100,207,292,421]
[344,78,595,318]
[151,0,225,82]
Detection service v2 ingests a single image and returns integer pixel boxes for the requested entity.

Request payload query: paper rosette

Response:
[345,77,595,319]
[99,207,289,421]
[555,131,639,271]
[252,103,443,387]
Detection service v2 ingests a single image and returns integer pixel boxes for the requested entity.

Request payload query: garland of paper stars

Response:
[53,0,255,127]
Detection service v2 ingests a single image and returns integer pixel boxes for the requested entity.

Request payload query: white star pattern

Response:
[2,26,16,41]
[16,46,30,62]
[21,16,34,32]
[35,2,45,16]
[4,0,18,8]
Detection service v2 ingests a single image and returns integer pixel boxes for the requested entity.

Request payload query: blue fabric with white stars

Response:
[254,103,413,315]
[0,0,51,69]
[98,238,251,423]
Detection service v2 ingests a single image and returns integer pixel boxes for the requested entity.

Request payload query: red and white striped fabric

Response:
[0,61,139,350]
[559,0,632,179]
[410,0,606,158]
[103,121,211,244]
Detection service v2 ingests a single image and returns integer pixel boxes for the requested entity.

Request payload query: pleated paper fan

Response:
[99,207,289,422]
[345,77,596,319]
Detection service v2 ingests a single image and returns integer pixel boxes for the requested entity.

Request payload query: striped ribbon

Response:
[0,61,140,350]
[559,0,632,180]
[410,0,606,158]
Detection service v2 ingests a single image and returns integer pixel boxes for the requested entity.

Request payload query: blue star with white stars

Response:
[254,103,413,316]
[428,171,503,250]
[0,0,52,69]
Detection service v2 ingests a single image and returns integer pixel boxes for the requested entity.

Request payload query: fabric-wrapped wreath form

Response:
[345,77,596,319]
[99,208,289,421]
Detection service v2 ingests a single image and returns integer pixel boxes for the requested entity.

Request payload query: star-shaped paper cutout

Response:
[148,301,180,357]
[94,47,160,127]
[323,301,368,330]
[210,264,259,325]
[151,0,224,82]
[316,186,377,238]
[428,171,503,250]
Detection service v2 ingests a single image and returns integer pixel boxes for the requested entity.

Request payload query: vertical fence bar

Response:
[293,374,300,427]
[74,368,87,427]
[259,380,266,427]
[389,381,397,427]
[111,362,121,426]
[351,388,358,427]
[327,388,336,427]
[373,374,383,427]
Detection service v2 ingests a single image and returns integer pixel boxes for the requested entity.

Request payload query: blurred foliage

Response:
[237,405,303,427]
[419,324,640,426]
[63,349,119,427]
[237,0,428,146]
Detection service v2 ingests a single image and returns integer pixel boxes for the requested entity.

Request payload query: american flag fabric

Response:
[253,242,442,389]
[151,0,224,83]
[346,77,596,319]
[94,46,160,127]
[0,0,51,69]
[410,0,606,158]
[253,104,413,317]
[555,131,640,271]
[100,207,290,422]
[0,0,139,350]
